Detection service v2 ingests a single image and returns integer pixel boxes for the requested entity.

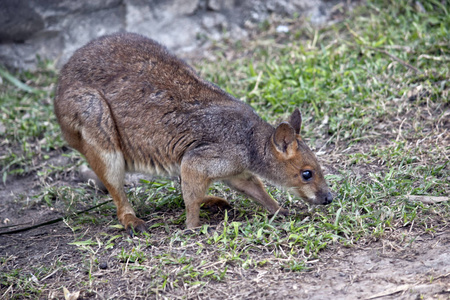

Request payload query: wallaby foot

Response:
[268,207,289,217]
[122,214,147,236]
[201,196,231,213]
[78,164,148,233]
[79,165,108,192]
[279,208,289,216]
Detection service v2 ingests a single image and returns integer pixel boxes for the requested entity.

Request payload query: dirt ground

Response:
[1,160,449,300]
[1,2,449,299]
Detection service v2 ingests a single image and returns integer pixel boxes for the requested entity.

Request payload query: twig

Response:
[249,71,263,95]
[40,268,61,281]
[0,200,112,235]
[1,284,13,299]
[395,118,407,142]
[365,284,414,299]
[344,23,423,74]
[432,272,450,281]
[370,47,423,74]
[418,54,450,61]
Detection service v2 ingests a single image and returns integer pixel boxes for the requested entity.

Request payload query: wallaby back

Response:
[54,33,332,233]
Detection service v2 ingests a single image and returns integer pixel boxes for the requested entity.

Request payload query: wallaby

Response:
[54,33,333,234]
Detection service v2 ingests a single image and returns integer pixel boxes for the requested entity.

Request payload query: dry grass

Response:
[1,0,449,299]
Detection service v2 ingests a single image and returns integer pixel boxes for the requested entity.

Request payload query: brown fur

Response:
[54,33,332,233]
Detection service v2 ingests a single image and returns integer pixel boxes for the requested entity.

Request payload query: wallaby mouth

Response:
[311,191,333,205]
[294,188,333,206]
[323,191,333,205]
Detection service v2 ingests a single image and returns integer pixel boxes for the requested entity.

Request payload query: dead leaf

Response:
[63,287,80,300]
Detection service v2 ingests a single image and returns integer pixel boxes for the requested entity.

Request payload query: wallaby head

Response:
[268,109,333,205]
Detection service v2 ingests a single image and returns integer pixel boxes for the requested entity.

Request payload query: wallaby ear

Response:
[273,122,296,154]
[289,108,302,135]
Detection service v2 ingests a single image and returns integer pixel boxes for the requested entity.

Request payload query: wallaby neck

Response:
[247,119,277,177]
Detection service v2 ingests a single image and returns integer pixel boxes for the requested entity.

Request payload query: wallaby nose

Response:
[324,191,333,204]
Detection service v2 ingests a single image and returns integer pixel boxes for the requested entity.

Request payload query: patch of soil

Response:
[0,144,449,299]
[0,174,61,231]
[1,4,449,297]
[255,231,450,300]
[1,215,449,299]
[1,157,449,300]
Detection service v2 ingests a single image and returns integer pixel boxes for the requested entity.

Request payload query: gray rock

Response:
[0,0,346,71]
[0,0,45,42]
[208,0,235,11]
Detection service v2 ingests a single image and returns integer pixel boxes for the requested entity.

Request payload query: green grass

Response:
[0,61,65,183]
[203,0,449,141]
[0,0,449,297]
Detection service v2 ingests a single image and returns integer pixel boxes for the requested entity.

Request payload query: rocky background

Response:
[0,0,344,71]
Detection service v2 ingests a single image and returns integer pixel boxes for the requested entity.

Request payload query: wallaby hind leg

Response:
[83,148,147,234]
[57,88,147,234]
[225,174,289,216]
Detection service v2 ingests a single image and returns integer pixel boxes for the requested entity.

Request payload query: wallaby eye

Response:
[302,170,313,181]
